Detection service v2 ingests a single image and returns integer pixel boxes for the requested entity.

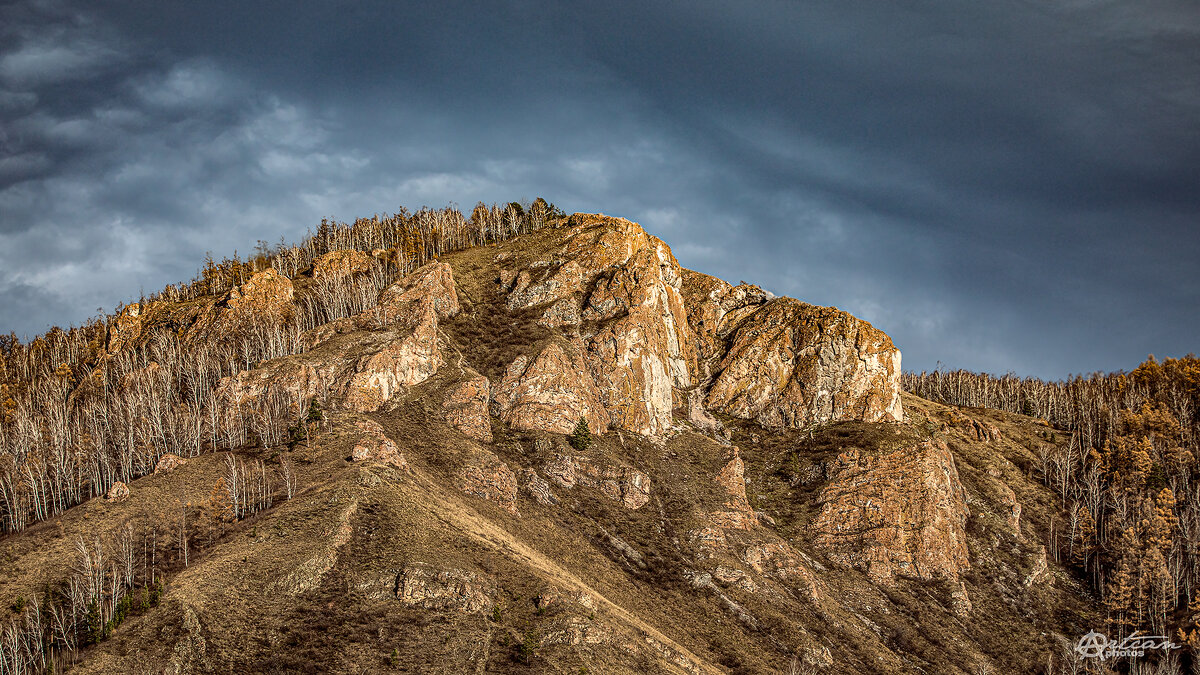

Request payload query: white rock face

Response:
[492,214,902,435]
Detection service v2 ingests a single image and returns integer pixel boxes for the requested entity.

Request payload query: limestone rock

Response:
[502,215,694,436]
[523,469,559,505]
[541,453,650,510]
[312,249,373,280]
[397,564,494,613]
[343,304,442,412]
[704,298,903,427]
[711,448,757,530]
[442,374,493,442]
[104,481,130,502]
[810,439,969,584]
[350,420,407,470]
[107,302,152,353]
[491,339,609,436]
[154,454,187,474]
[188,268,294,342]
[457,448,519,516]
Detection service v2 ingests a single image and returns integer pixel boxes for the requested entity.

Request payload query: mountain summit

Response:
[0,209,1100,673]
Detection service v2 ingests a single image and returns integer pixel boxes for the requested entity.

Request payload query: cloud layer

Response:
[2,0,1198,377]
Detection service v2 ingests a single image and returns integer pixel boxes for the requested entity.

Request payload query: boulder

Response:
[105,482,130,502]
[154,454,187,474]
[810,439,969,584]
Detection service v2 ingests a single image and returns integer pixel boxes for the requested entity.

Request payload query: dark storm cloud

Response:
[1,0,1197,377]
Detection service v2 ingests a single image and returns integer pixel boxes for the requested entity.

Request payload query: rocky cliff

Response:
[0,212,1096,674]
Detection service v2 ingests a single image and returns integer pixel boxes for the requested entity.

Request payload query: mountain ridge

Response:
[0,205,1122,673]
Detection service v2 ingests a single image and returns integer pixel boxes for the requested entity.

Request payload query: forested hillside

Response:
[906,358,1200,647]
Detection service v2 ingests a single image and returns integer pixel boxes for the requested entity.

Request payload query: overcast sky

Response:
[2,1,1197,378]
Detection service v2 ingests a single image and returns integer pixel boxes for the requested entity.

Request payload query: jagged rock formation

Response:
[491,339,610,435]
[186,268,295,343]
[809,439,970,585]
[492,214,900,436]
[0,211,1098,675]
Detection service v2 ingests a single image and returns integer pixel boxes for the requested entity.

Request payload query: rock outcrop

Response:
[350,420,407,470]
[491,339,610,435]
[810,439,969,584]
[107,302,151,353]
[541,453,651,510]
[104,481,130,502]
[312,249,373,280]
[488,215,901,437]
[396,564,494,613]
[212,361,331,423]
[186,268,295,343]
[442,374,493,442]
[702,297,903,427]
[154,454,187,474]
[343,304,442,412]
[711,448,756,530]
[499,216,694,436]
[457,448,519,515]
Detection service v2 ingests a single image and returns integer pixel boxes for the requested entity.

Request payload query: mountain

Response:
[0,209,1139,673]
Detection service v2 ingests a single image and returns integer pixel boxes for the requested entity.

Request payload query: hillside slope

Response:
[0,214,1100,673]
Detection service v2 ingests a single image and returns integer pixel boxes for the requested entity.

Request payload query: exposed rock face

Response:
[703,298,903,427]
[397,564,494,613]
[375,261,460,324]
[343,304,442,412]
[523,469,559,506]
[499,216,694,436]
[212,361,331,421]
[442,374,492,442]
[810,439,970,584]
[312,249,373,280]
[541,453,651,510]
[487,215,903,436]
[108,302,151,353]
[998,482,1022,534]
[680,272,772,380]
[492,340,609,435]
[711,448,756,530]
[154,454,187,474]
[104,481,130,502]
[187,268,295,343]
[350,420,407,470]
[457,448,519,515]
